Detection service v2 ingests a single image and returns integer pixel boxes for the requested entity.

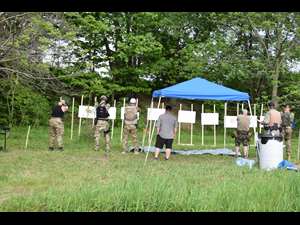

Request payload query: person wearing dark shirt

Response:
[94,95,111,153]
[49,100,68,151]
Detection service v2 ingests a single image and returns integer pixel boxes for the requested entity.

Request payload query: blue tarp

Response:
[152,77,249,101]
[140,146,237,156]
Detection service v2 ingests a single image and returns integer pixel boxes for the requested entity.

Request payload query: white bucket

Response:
[257,139,283,170]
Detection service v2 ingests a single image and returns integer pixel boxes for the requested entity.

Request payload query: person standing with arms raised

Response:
[48,99,68,151]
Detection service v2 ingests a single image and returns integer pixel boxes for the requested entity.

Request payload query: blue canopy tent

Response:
[144,77,252,164]
[152,77,249,101]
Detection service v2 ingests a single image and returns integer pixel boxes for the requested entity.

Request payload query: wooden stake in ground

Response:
[297,128,300,161]
[92,96,97,128]
[213,104,216,146]
[144,97,162,165]
[120,97,126,141]
[247,100,256,149]
[191,104,193,145]
[147,100,154,146]
[78,95,84,137]
[70,97,75,140]
[201,103,204,146]
[253,103,257,146]
[224,102,227,148]
[142,99,153,150]
[178,103,182,144]
[25,125,31,150]
[111,99,116,139]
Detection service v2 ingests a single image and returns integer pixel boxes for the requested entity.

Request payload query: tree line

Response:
[0,12,299,126]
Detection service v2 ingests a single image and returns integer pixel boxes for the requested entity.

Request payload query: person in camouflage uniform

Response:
[94,96,111,153]
[122,98,139,154]
[281,104,294,160]
[49,99,68,151]
[235,109,250,158]
[262,101,282,136]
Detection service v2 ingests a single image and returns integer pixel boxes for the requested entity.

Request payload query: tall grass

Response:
[0,125,300,211]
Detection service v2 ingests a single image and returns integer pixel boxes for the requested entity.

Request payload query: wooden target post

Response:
[120,97,126,141]
[142,99,153,150]
[25,125,31,150]
[111,99,116,139]
[201,104,204,146]
[224,102,227,148]
[70,97,75,140]
[259,103,264,133]
[78,95,84,137]
[178,104,182,144]
[147,100,154,145]
[253,103,257,146]
[213,104,216,146]
[247,100,256,148]
[92,96,97,128]
[144,97,162,165]
[297,128,300,161]
[178,104,194,146]
[190,104,194,145]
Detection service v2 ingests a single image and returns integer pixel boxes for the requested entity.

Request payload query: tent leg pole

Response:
[144,97,161,165]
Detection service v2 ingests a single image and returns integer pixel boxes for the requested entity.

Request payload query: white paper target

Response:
[108,107,116,120]
[259,116,265,128]
[224,116,237,128]
[147,108,166,121]
[178,110,196,123]
[121,107,140,120]
[201,113,219,125]
[250,116,257,128]
[78,105,96,119]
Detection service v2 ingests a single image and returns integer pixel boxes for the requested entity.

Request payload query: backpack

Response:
[281,112,291,127]
[97,106,110,119]
[124,106,137,121]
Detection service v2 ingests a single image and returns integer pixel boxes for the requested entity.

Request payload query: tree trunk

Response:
[271,59,280,108]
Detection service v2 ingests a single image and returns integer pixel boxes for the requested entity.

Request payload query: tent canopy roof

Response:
[152,77,249,101]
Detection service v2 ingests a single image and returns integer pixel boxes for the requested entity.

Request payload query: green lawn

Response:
[1,123,300,211]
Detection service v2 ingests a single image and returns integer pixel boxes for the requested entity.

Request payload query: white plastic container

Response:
[257,138,283,170]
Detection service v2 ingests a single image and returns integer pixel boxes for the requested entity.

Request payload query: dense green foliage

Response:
[0,12,299,126]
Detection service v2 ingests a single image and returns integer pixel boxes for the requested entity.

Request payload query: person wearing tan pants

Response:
[49,100,68,151]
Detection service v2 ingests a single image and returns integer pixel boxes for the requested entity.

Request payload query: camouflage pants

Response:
[235,130,249,147]
[49,117,64,148]
[94,120,111,151]
[122,124,138,152]
[282,127,292,158]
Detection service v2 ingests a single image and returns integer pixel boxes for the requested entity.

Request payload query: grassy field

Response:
[1,123,300,211]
